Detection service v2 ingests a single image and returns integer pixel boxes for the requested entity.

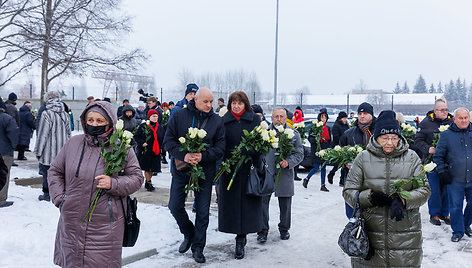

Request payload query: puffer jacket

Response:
[343,136,430,268]
[48,101,144,268]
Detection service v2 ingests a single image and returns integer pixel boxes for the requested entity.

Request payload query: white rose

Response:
[284,128,295,139]
[271,142,279,149]
[116,119,124,131]
[261,130,270,141]
[318,121,325,127]
[439,125,449,132]
[260,121,269,130]
[179,137,186,144]
[141,120,146,123]
[122,130,133,141]
[357,147,363,153]
[317,150,326,157]
[146,120,150,125]
[276,125,284,133]
[424,162,437,173]
[269,129,277,137]
[401,123,407,129]
[197,129,207,139]
[189,127,197,139]
[299,122,305,127]
[273,137,279,143]
[334,145,342,151]
[348,147,356,152]
[165,110,170,115]
[312,120,317,125]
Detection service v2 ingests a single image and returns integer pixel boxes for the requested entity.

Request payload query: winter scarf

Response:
[231,109,246,121]
[321,123,330,143]
[359,122,373,147]
[150,122,160,155]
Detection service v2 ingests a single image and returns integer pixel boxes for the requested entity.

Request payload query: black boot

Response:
[38,192,50,202]
[192,247,206,263]
[235,235,247,259]
[145,181,155,192]
[257,231,268,243]
[327,173,334,184]
[161,155,168,164]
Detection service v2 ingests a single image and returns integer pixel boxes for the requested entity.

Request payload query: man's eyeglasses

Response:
[435,109,448,113]
[378,136,400,143]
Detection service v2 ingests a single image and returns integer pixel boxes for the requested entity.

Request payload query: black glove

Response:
[241,147,257,156]
[364,246,375,261]
[439,172,452,186]
[390,196,405,221]
[370,192,392,207]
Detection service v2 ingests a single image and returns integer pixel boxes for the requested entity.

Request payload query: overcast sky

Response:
[121,0,472,96]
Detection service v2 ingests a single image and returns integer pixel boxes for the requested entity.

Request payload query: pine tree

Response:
[437,82,443,93]
[456,77,465,102]
[402,82,410,93]
[468,83,472,102]
[445,80,456,101]
[429,83,436,93]
[413,75,427,93]
[393,82,402,94]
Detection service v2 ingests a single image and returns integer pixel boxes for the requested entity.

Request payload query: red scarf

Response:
[231,109,246,120]
[321,123,330,143]
[149,123,160,155]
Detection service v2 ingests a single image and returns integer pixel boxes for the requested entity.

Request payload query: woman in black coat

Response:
[303,108,332,192]
[18,103,36,160]
[134,109,164,191]
[218,91,262,260]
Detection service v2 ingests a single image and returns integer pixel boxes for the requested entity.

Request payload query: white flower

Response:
[284,128,295,139]
[141,120,146,123]
[424,162,437,173]
[439,125,449,132]
[334,145,342,151]
[197,129,207,139]
[188,127,197,139]
[271,142,279,149]
[260,121,269,130]
[164,110,170,115]
[357,147,363,153]
[401,123,407,129]
[348,147,356,152]
[122,130,133,141]
[255,126,262,133]
[179,137,186,144]
[276,125,284,133]
[273,137,279,143]
[317,150,326,157]
[269,129,277,137]
[261,130,270,141]
[146,120,150,125]
[116,119,124,131]
[316,121,324,127]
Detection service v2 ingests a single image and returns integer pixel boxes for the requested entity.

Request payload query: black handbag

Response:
[338,192,370,259]
[246,156,275,197]
[120,196,140,247]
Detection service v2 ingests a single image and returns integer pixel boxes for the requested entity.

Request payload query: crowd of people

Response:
[0,84,471,267]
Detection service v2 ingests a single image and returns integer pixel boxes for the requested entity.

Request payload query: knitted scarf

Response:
[359,123,372,147]
[231,109,246,121]
[149,122,160,155]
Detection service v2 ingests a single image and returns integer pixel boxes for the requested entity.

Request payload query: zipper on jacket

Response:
[59,194,67,212]
[108,196,114,222]
[385,157,391,267]
[75,140,87,177]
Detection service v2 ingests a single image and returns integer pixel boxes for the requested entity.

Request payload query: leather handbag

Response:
[246,156,275,197]
[338,192,370,259]
[120,196,140,247]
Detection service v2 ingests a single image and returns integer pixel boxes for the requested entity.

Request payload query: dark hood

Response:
[425,110,453,123]
[449,122,471,132]
[19,105,30,113]
[122,104,136,118]
[80,101,117,144]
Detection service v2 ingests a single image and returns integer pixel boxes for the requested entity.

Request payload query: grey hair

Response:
[44,90,62,101]
[454,107,470,117]
[272,107,287,115]
[395,112,405,124]
[434,99,447,109]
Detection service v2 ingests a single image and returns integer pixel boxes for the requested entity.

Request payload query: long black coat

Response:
[134,122,164,172]
[18,105,35,146]
[414,110,453,161]
[308,123,332,163]
[331,119,349,145]
[218,110,263,235]
[0,154,7,189]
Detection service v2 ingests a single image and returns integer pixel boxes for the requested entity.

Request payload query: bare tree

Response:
[295,86,310,108]
[177,68,195,90]
[353,79,368,93]
[10,0,148,103]
[367,93,387,112]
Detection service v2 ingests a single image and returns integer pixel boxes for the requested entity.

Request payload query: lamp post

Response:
[273,0,279,108]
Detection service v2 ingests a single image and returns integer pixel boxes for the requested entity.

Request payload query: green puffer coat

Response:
[343,136,431,268]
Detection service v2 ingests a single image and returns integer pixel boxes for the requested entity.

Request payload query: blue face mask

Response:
[87,124,107,136]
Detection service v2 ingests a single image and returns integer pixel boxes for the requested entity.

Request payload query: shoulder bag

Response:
[246,156,275,197]
[120,196,141,247]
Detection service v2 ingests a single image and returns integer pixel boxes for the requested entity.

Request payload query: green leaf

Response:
[398,190,412,200]
[394,180,403,188]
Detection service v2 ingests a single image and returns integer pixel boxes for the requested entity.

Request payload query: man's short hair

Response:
[218,98,224,103]
[272,107,287,116]
[434,99,447,110]
[87,96,94,100]
[454,107,470,117]
[147,96,157,103]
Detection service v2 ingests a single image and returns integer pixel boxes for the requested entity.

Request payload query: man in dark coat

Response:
[5,92,20,127]
[116,99,129,118]
[415,99,453,226]
[135,102,147,120]
[164,87,225,264]
[143,96,163,124]
[0,155,7,190]
[434,108,472,242]
[169,83,199,119]
[0,97,19,208]
[327,111,349,186]
[257,108,303,243]
[18,103,36,160]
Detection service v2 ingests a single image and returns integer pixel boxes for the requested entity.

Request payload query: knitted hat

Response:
[123,99,129,104]
[147,109,159,119]
[337,111,348,120]
[317,108,329,121]
[8,92,17,101]
[373,110,401,139]
[252,104,263,114]
[185,83,199,96]
[357,102,373,116]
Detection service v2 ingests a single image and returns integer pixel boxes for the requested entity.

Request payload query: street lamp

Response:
[273,0,279,108]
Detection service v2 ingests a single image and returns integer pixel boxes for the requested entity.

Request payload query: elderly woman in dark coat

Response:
[218,91,262,260]
[343,110,430,268]
[47,101,144,268]
[134,109,164,191]
[17,103,35,160]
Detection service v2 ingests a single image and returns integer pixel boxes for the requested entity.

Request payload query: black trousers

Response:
[328,164,348,182]
[17,145,27,159]
[259,195,292,233]
[168,173,213,251]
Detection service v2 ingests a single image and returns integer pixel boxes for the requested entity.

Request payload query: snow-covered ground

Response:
[1,160,472,268]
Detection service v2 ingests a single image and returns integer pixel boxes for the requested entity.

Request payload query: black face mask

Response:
[87,124,107,136]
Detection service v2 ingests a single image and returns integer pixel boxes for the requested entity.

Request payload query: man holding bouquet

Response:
[164,87,225,264]
[257,108,304,243]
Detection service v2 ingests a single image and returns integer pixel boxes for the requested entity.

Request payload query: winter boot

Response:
[235,235,247,259]
[320,185,329,192]
[302,178,309,188]
[430,215,441,226]
[145,181,155,192]
[440,216,451,225]
[38,192,51,202]
[327,173,334,184]
[280,230,290,240]
[257,231,268,243]
[161,155,168,164]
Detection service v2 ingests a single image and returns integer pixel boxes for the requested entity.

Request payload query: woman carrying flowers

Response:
[303,108,332,192]
[47,101,144,268]
[135,109,165,191]
[218,91,262,260]
[343,110,430,267]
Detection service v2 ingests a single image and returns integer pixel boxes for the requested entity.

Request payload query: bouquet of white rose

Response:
[401,123,417,145]
[310,120,325,152]
[293,122,307,143]
[162,110,170,126]
[432,124,449,147]
[215,121,278,190]
[178,127,209,193]
[316,145,364,168]
[274,126,295,186]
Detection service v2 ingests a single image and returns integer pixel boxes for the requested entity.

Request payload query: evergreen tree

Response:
[445,80,456,101]
[413,75,427,93]
[402,81,410,93]
[437,82,443,93]
[456,77,466,102]
[429,83,436,93]
[393,82,402,94]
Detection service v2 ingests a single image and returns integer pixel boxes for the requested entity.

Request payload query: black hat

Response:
[123,99,129,104]
[185,83,199,96]
[252,104,263,114]
[337,111,348,120]
[169,101,175,106]
[373,110,402,139]
[218,97,224,102]
[357,102,373,116]
[317,107,329,121]
[8,92,17,101]
[103,97,111,103]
